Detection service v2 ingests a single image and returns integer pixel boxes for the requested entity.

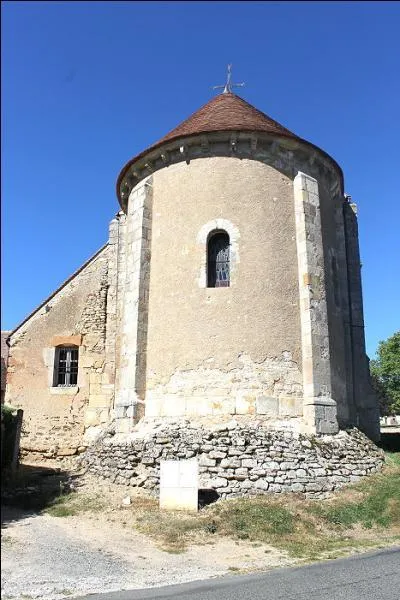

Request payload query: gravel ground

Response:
[1,504,292,600]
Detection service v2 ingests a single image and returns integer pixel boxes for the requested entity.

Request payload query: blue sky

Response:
[1,1,399,357]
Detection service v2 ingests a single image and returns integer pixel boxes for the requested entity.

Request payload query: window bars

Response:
[54,346,78,387]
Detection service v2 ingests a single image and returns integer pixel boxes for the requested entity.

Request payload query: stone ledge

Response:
[50,386,79,395]
[50,335,82,347]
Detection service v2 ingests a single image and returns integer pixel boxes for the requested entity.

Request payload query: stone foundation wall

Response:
[81,419,384,499]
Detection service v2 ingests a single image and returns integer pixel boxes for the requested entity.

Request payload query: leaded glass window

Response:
[207,231,230,287]
[54,346,79,387]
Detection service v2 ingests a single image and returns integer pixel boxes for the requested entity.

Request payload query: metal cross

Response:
[213,64,245,94]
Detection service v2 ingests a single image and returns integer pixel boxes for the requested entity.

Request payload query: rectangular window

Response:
[54,346,78,387]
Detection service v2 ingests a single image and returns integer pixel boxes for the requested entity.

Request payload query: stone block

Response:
[220,458,241,469]
[209,450,227,459]
[57,447,77,457]
[235,394,256,415]
[145,397,162,417]
[84,408,100,428]
[199,454,216,467]
[99,409,110,424]
[186,397,213,416]
[242,458,257,468]
[212,398,235,415]
[304,401,339,434]
[208,477,228,489]
[88,394,110,408]
[79,355,97,369]
[89,383,103,395]
[89,373,103,385]
[255,479,269,491]
[50,386,79,395]
[278,396,302,417]
[296,468,307,477]
[291,482,305,493]
[161,396,186,417]
[115,417,132,434]
[235,467,248,479]
[114,405,127,419]
[256,396,279,416]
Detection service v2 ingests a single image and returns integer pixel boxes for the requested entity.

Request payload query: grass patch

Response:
[38,447,400,561]
[132,503,206,553]
[45,492,106,517]
[126,450,400,558]
[212,500,295,540]
[317,474,400,529]
[311,454,400,531]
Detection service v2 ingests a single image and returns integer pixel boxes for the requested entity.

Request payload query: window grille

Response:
[207,231,230,287]
[54,346,78,387]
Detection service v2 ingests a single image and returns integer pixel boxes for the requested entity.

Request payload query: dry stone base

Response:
[80,418,384,500]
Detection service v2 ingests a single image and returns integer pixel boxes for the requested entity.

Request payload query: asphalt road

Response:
[75,546,400,600]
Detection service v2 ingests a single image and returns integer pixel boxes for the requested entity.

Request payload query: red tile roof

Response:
[117,92,342,204]
[157,92,299,143]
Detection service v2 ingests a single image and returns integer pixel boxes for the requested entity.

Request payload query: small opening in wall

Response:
[198,488,220,509]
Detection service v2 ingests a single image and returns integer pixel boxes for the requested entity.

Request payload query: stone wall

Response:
[343,202,380,441]
[146,352,303,418]
[143,158,303,421]
[6,245,115,458]
[81,419,384,499]
[293,172,337,435]
[114,178,153,432]
[116,129,379,441]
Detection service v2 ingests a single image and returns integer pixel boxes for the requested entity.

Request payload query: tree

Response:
[370,331,400,416]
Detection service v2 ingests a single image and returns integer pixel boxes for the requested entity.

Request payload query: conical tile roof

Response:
[156,92,299,144]
[117,92,341,204]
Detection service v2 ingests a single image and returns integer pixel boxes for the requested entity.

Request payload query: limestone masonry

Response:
[5,90,382,493]
[81,419,384,499]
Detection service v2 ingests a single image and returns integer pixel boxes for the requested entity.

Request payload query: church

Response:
[5,75,380,463]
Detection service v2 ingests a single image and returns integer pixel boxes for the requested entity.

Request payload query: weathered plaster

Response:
[6,246,113,456]
[144,157,302,417]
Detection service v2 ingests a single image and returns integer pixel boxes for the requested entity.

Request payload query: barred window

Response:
[54,346,79,387]
[207,231,230,288]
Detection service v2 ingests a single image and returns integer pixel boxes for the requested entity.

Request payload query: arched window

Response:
[53,346,79,387]
[207,231,230,287]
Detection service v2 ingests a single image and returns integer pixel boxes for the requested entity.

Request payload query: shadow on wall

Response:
[1,464,77,526]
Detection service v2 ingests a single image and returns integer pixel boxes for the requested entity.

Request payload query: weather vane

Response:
[213,64,245,94]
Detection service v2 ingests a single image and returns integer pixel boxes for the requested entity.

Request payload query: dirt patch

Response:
[2,453,399,599]
[1,465,294,600]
